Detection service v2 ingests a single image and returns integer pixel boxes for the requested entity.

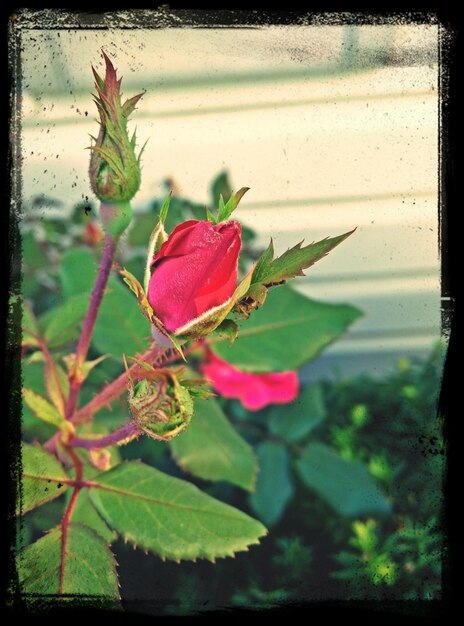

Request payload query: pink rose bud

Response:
[201,351,300,411]
[147,220,242,333]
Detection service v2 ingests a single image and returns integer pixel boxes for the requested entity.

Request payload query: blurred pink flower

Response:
[201,351,299,411]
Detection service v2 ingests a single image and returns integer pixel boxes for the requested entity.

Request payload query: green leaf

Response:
[41,293,89,348]
[59,249,96,298]
[249,442,293,527]
[213,286,362,372]
[17,523,120,602]
[205,207,217,224]
[70,488,117,543]
[212,318,239,346]
[89,461,267,562]
[21,362,55,439]
[92,276,150,358]
[20,443,69,514]
[217,187,249,223]
[253,239,274,284]
[269,384,326,443]
[296,442,392,517]
[22,388,64,428]
[169,398,257,491]
[159,192,171,224]
[252,230,355,286]
[22,300,40,347]
[22,232,48,269]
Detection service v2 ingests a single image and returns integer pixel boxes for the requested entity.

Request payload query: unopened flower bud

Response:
[89,52,145,237]
[128,375,193,441]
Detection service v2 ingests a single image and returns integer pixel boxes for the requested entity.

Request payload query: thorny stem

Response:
[43,343,183,454]
[68,422,140,449]
[43,343,160,454]
[44,338,203,455]
[64,234,117,421]
[58,447,83,597]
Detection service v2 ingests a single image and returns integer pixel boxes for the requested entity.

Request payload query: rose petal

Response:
[201,352,300,411]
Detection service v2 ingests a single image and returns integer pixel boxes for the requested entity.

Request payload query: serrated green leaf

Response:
[41,293,89,349]
[89,461,267,561]
[22,388,64,428]
[17,523,120,603]
[59,249,97,298]
[93,276,150,358]
[20,443,69,514]
[253,239,274,284]
[269,384,326,443]
[217,187,249,223]
[169,398,257,491]
[296,442,392,517]
[213,286,362,372]
[249,442,293,527]
[252,230,355,286]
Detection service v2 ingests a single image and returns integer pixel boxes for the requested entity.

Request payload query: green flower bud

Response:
[128,371,193,442]
[89,52,146,228]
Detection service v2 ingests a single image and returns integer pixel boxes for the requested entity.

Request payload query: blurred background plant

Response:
[19,171,444,611]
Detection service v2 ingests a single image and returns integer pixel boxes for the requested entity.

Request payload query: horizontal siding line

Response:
[237,189,436,211]
[325,337,440,356]
[342,326,439,341]
[21,63,394,98]
[300,267,437,284]
[21,88,436,128]
[127,88,436,119]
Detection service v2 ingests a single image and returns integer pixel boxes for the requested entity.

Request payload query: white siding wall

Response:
[18,26,441,376]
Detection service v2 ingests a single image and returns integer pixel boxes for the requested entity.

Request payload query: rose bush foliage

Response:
[14,54,377,609]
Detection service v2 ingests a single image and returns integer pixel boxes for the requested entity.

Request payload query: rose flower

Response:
[147,220,242,334]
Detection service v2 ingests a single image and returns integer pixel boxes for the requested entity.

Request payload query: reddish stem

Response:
[65,234,116,420]
[43,338,202,454]
[68,421,140,449]
[71,342,200,425]
[58,447,83,596]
